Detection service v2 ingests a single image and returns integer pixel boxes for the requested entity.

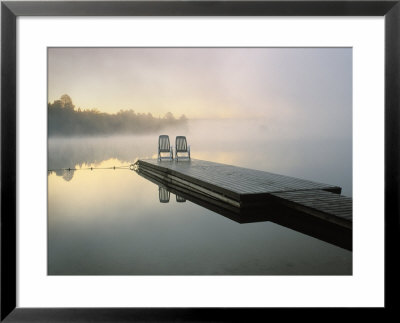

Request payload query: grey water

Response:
[48,119,352,275]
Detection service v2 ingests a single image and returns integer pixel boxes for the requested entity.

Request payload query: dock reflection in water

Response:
[138,169,352,251]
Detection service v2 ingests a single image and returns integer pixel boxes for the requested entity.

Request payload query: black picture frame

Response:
[1,0,399,321]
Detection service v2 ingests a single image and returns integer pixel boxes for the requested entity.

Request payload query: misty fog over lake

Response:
[49,118,352,197]
[48,118,352,275]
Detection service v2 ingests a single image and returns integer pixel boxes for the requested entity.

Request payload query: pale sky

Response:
[48,47,352,122]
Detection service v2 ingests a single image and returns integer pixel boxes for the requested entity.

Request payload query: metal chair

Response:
[158,135,173,161]
[175,136,190,161]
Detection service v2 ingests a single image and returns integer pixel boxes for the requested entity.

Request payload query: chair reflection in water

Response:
[175,136,190,161]
[158,135,173,161]
[158,187,170,203]
[158,187,186,203]
[176,195,186,203]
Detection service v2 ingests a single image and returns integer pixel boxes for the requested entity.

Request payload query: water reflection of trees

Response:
[55,169,75,181]
[48,135,161,181]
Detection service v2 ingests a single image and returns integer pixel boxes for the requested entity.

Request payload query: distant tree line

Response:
[48,94,188,136]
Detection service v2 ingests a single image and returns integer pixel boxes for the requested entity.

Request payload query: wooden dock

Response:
[136,159,352,230]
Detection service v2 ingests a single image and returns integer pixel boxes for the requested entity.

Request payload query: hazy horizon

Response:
[48,47,352,140]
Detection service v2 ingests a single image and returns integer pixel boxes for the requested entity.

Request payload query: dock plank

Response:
[271,190,352,227]
[139,159,341,195]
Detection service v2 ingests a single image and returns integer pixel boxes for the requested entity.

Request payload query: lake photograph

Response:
[47,47,352,275]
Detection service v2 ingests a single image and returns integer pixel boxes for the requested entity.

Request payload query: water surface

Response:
[48,119,352,275]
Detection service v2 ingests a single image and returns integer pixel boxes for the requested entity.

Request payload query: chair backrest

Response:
[159,135,170,152]
[175,136,187,152]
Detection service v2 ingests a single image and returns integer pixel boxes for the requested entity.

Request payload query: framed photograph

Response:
[1,0,399,321]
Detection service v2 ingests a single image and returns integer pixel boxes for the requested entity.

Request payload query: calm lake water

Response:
[48,119,352,275]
